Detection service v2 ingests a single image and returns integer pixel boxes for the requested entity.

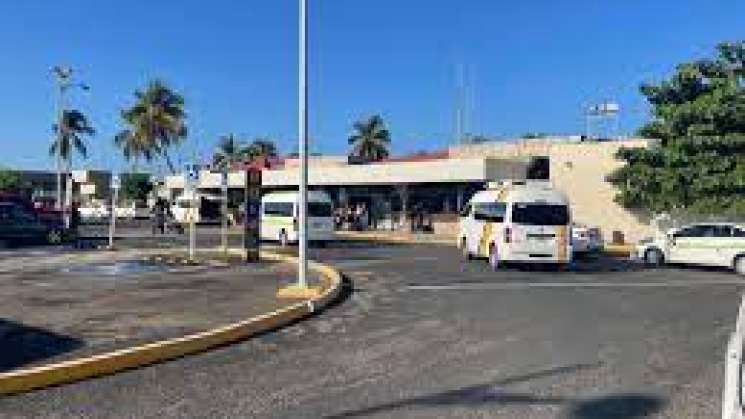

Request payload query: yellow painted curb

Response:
[277,284,323,299]
[336,231,455,246]
[0,249,343,396]
[603,244,634,257]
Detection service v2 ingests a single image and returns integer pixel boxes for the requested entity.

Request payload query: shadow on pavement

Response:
[326,362,603,418]
[0,319,84,372]
[567,393,665,419]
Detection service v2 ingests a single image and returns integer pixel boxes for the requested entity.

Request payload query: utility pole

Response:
[221,169,229,253]
[108,174,120,249]
[50,66,89,226]
[51,66,71,212]
[298,0,309,289]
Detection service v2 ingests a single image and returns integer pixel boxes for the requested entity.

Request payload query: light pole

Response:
[297,0,309,289]
[50,66,89,225]
[51,66,71,212]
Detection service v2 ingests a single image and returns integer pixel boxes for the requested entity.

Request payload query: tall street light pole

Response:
[51,66,71,212]
[298,0,309,289]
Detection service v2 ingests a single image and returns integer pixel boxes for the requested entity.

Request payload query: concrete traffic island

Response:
[0,247,343,395]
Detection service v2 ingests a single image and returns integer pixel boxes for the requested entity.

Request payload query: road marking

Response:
[407,279,745,291]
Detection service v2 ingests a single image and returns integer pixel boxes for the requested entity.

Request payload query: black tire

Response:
[489,243,501,271]
[279,230,289,247]
[461,237,472,260]
[644,248,664,267]
[734,255,745,276]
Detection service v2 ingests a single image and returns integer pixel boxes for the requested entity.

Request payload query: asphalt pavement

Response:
[0,243,742,418]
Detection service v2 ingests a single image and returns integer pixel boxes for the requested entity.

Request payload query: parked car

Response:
[632,222,745,275]
[0,193,65,243]
[0,202,61,247]
[571,224,603,254]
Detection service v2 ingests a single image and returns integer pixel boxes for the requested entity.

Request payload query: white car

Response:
[632,222,745,275]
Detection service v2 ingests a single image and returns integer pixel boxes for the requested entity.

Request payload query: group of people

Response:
[334,203,370,231]
[150,198,182,235]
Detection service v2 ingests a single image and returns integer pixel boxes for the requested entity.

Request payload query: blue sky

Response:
[1,1,743,173]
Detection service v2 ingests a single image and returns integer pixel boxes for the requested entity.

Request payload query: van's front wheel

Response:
[461,237,472,260]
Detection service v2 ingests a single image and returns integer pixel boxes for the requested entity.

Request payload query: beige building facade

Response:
[450,138,657,243]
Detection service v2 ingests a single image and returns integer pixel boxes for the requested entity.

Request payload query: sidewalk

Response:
[0,252,310,372]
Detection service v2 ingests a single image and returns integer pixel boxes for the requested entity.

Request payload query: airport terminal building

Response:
[163,137,657,243]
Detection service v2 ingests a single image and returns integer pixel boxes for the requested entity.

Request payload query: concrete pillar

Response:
[396,184,408,230]
[456,186,464,212]
[338,187,348,208]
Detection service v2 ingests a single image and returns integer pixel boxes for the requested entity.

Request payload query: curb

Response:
[0,249,342,396]
[723,294,745,419]
[337,231,635,257]
[336,231,454,246]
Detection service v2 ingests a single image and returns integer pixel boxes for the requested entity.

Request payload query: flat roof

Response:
[164,157,529,189]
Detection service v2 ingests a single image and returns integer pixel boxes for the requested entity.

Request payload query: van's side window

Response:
[460,204,471,218]
[264,202,294,217]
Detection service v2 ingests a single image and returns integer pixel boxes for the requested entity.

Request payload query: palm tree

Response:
[243,137,278,160]
[348,115,391,162]
[212,134,245,171]
[49,109,95,171]
[114,80,187,174]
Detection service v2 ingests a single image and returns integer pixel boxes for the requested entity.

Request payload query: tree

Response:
[243,137,278,160]
[348,115,391,162]
[49,109,95,170]
[121,173,153,204]
[114,80,187,174]
[607,41,745,216]
[0,169,22,193]
[212,134,244,171]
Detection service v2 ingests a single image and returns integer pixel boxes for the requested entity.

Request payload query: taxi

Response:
[633,222,745,275]
[458,180,572,270]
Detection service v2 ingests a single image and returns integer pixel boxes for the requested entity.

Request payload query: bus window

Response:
[264,202,293,217]
[511,203,568,226]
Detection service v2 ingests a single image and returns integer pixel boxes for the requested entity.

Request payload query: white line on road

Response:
[407,279,745,291]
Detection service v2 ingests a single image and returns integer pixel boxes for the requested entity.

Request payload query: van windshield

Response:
[511,203,569,226]
[264,202,294,217]
[308,202,332,217]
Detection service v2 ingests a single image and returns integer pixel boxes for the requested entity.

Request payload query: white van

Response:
[261,191,334,246]
[171,191,223,224]
[458,181,572,269]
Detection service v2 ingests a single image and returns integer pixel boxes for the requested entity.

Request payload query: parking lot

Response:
[0,241,741,418]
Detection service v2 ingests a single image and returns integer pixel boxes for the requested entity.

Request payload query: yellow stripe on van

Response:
[557,225,568,262]
[478,223,494,257]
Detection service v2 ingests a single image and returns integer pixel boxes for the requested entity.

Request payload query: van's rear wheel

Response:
[461,237,472,260]
[489,244,501,271]
[735,256,745,276]
[279,230,288,247]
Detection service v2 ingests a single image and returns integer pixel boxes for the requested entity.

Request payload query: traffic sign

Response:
[111,175,121,190]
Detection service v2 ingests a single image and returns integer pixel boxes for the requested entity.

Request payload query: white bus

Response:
[458,181,572,269]
[261,191,335,246]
